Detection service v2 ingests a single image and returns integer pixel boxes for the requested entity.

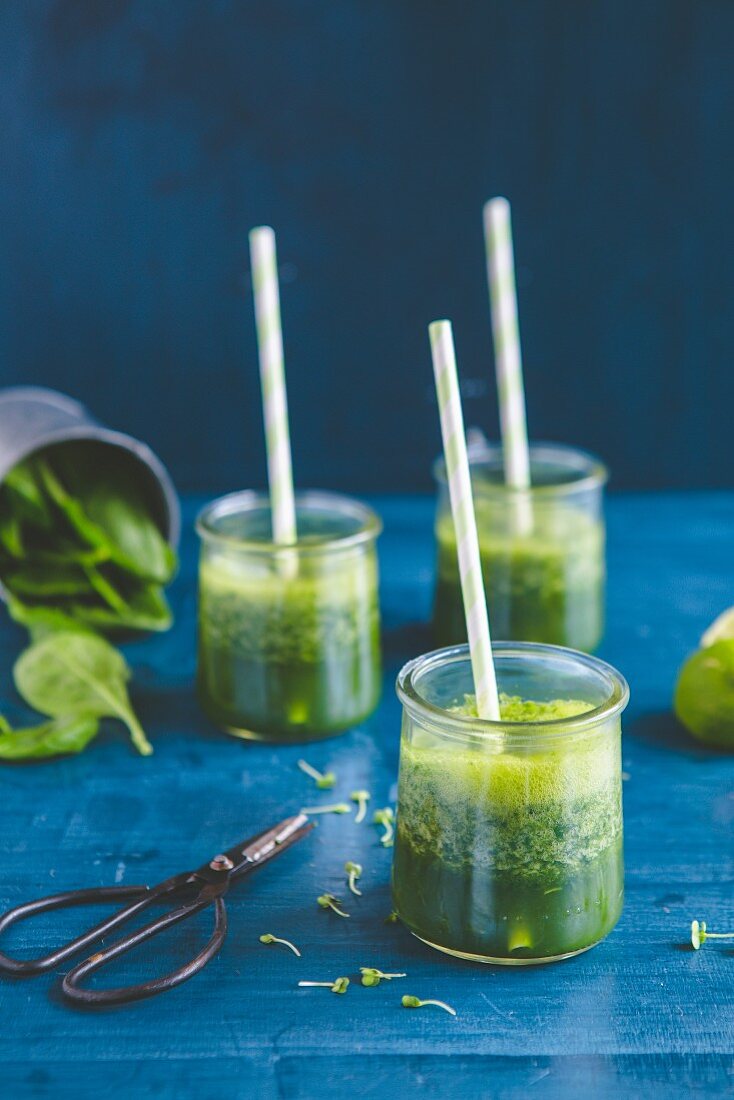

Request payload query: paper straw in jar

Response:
[429,319,501,721]
[249,226,297,545]
[483,197,532,533]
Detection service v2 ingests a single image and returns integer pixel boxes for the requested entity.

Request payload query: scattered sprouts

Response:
[691,919,734,950]
[297,759,336,790]
[360,967,407,987]
[373,807,395,847]
[300,802,351,816]
[317,893,350,918]
[351,789,370,823]
[299,977,350,994]
[259,933,301,957]
[401,995,456,1016]
[344,861,363,896]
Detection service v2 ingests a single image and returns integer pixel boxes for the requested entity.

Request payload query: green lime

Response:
[674,640,734,750]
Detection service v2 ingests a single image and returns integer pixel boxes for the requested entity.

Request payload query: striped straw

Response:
[429,320,500,721]
[249,226,297,544]
[483,198,532,532]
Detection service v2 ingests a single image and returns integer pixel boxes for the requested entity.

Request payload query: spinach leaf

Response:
[0,713,99,760]
[7,583,172,636]
[66,584,172,632]
[84,563,130,614]
[0,446,177,765]
[13,631,152,756]
[34,458,112,553]
[7,597,91,639]
[0,503,24,559]
[38,449,176,584]
[3,462,54,531]
[17,541,111,568]
[5,562,92,598]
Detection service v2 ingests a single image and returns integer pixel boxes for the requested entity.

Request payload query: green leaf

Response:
[0,506,24,559]
[13,539,111,568]
[0,714,99,761]
[68,583,173,633]
[34,458,106,551]
[7,581,172,636]
[5,561,92,598]
[7,597,92,640]
[84,563,131,614]
[3,461,54,531]
[13,631,152,756]
[37,449,176,584]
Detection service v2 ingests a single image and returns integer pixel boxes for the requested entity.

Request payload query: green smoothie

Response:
[392,694,623,962]
[433,501,604,651]
[198,551,381,741]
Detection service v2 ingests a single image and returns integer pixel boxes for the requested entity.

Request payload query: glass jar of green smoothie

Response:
[432,443,607,651]
[392,642,628,964]
[197,491,382,742]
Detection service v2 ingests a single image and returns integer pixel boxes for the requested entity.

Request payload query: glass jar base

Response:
[410,930,603,966]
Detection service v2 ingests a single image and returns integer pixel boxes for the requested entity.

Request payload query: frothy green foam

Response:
[433,501,605,651]
[451,692,593,722]
[199,554,378,663]
[397,697,621,876]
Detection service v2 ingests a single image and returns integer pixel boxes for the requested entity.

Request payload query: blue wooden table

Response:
[1,494,733,1099]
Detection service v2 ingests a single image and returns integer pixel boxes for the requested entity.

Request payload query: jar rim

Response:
[396,642,629,746]
[196,489,382,555]
[432,441,608,498]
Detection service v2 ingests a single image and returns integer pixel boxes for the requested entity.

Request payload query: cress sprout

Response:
[344,861,363,896]
[401,995,456,1016]
[351,789,370,824]
[259,933,301,957]
[300,802,351,816]
[360,967,407,987]
[298,977,350,994]
[691,919,734,950]
[297,759,336,790]
[317,893,350,918]
[373,807,395,847]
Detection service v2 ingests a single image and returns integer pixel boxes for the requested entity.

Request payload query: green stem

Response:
[124,708,153,756]
[300,803,350,816]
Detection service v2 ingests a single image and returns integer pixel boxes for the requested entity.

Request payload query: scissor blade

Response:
[225,814,313,878]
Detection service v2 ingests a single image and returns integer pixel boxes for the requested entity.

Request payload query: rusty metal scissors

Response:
[0,813,312,1007]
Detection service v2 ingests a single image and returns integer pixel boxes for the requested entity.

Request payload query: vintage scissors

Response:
[0,813,312,1007]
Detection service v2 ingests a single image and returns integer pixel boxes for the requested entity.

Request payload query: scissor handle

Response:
[0,876,187,976]
[62,894,227,1006]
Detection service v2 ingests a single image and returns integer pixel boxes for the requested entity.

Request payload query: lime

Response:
[674,640,734,750]
[701,606,734,648]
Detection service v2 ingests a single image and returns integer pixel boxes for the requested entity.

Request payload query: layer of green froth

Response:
[397,699,621,877]
[199,554,378,663]
[452,692,593,722]
[436,501,603,574]
[433,500,604,650]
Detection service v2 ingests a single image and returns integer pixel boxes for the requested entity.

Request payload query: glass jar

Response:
[393,642,628,964]
[197,491,382,742]
[432,443,607,652]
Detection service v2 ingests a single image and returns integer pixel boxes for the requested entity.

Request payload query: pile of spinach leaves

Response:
[0,443,177,760]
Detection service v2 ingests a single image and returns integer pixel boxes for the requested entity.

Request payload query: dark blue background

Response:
[2,0,732,492]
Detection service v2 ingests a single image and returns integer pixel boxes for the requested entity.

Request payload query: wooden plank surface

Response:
[0,494,732,1099]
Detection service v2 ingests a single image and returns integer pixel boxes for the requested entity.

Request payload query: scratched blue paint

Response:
[0,494,732,1098]
[2,2,734,492]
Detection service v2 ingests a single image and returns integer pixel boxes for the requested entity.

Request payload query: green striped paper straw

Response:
[429,320,500,721]
[483,198,532,531]
[249,226,297,545]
